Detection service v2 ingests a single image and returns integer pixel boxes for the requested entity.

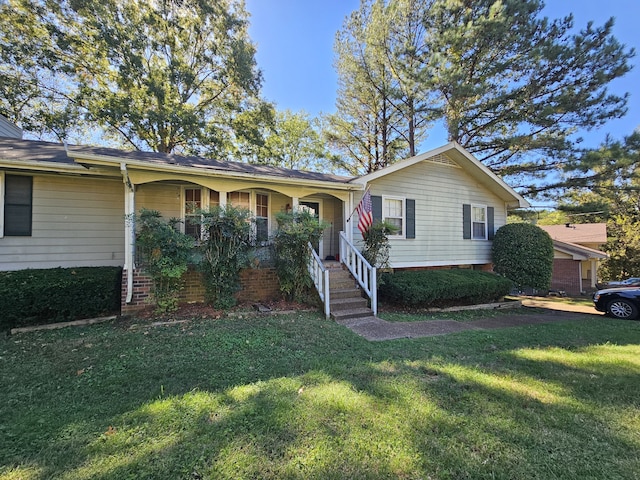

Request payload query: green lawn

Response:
[1,311,639,479]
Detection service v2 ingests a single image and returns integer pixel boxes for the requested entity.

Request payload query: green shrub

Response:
[273,210,328,302]
[136,209,195,313]
[0,266,122,331]
[362,221,397,269]
[492,223,554,290]
[379,269,513,308]
[198,205,253,310]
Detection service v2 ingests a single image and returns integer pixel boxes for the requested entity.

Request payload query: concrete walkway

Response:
[337,299,603,341]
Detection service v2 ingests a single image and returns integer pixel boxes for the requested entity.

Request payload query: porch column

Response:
[578,261,583,294]
[346,191,354,244]
[291,197,299,211]
[121,163,136,303]
[591,259,598,289]
[219,191,227,208]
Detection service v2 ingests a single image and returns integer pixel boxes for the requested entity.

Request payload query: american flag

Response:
[356,189,373,235]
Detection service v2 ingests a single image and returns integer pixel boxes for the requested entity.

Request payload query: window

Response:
[228,191,250,209]
[184,188,202,239]
[383,196,404,237]
[209,190,219,208]
[472,205,487,240]
[255,193,269,242]
[3,174,32,236]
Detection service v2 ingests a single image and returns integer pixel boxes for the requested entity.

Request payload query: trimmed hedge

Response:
[379,269,513,308]
[0,267,122,331]
[492,223,553,290]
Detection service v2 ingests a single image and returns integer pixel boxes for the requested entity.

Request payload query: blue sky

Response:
[245,0,639,151]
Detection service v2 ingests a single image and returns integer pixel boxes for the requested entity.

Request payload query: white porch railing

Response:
[307,242,330,318]
[339,231,377,315]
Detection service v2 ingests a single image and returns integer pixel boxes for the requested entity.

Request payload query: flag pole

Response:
[347,185,371,222]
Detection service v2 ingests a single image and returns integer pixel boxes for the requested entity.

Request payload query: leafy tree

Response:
[331,0,633,187]
[427,0,632,189]
[560,131,640,280]
[0,0,262,154]
[239,109,332,170]
[326,0,409,174]
[492,223,553,291]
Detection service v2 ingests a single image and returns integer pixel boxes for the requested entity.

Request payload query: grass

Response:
[1,310,639,479]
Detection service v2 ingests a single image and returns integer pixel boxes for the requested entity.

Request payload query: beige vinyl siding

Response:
[0,174,125,271]
[136,183,182,219]
[359,160,508,267]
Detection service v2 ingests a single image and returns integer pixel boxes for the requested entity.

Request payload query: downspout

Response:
[121,163,135,303]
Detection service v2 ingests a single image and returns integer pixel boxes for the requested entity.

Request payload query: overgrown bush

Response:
[0,267,122,331]
[198,205,253,309]
[492,223,554,290]
[379,269,513,308]
[273,210,328,302]
[136,209,195,313]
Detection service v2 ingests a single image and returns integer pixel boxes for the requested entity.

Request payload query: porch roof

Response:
[553,240,608,261]
[0,136,359,191]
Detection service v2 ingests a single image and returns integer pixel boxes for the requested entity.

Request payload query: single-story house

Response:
[539,223,608,295]
[1,116,529,314]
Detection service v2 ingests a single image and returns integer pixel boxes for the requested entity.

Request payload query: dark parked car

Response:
[596,277,640,289]
[593,287,640,320]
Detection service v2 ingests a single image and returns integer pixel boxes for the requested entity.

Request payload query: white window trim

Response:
[182,186,204,238]
[254,191,271,243]
[0,171,5,238]
[471,204,488,240]
[382,195,406,239]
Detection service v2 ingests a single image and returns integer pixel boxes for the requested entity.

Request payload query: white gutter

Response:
[121,163,135,304]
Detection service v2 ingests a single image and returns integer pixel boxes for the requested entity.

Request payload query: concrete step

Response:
[331,307,374,322]
[330,296,368,311]
[329,277,357,290]
[330,288,363,300]
[323,261,344,270]
[334,315,380,328]
[329,275,356,285]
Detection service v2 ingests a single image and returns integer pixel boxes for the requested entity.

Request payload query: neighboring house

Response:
[1,129,529,313]
[539,223,608,295]
[0,114,22,139]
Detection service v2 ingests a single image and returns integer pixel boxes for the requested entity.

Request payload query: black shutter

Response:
[463,204,471,239]
[487,207,495,240]
[371,195,382,222]
[406,199,415,239]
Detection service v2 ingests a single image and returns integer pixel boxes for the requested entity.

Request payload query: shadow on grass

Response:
[1,313,639,479]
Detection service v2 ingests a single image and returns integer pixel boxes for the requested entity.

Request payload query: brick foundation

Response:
[121,266,282,314]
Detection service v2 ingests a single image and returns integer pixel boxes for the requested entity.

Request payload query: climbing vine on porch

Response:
[198,205,254,309]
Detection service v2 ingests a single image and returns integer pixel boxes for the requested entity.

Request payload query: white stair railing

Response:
[307,242,330,318]
[339,231,377,315]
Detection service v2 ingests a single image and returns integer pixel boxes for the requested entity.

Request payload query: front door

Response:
[299,200,324,257]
